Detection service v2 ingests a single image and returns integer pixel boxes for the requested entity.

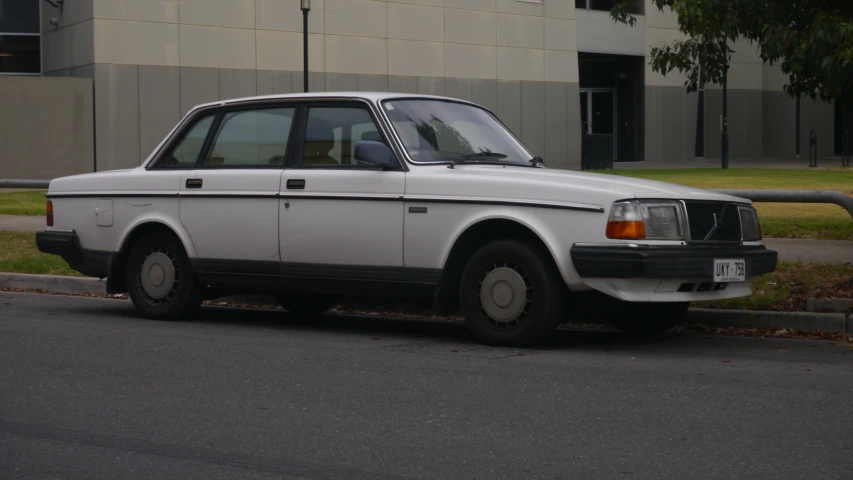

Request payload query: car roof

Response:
[191,92,477,112]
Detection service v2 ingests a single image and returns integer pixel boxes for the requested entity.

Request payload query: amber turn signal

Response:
[605,220,645,240]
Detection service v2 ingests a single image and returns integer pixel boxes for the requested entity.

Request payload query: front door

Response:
[279,102,406,285]
[580,89,616,169]
[179,105,298,269]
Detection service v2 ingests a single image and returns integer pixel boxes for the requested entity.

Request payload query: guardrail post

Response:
[809,130,818,167]
[844,130,851,167]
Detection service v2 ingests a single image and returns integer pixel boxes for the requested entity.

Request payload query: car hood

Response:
[409,165,747,205]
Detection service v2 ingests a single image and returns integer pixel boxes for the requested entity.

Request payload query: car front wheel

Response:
[459,240,564,347]
[126,233,203,320]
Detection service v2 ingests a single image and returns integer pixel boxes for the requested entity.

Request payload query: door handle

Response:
[186,178,203,189]
[286,179,306,190]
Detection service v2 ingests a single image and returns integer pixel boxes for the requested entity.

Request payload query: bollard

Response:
[844,130,851,167]
[809,130,818,167]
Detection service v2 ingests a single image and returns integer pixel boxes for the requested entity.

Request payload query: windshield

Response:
[381,99,533,164]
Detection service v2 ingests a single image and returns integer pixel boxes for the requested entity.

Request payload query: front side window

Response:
[159,114,215,167]
[382,100,532,164]
[301,106,385,167]
[205,108,295,166]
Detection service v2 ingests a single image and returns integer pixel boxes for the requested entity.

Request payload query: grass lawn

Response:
[695,261,853,312]
[595,169,853,240]
[0,232,82,276]
[0,191,47,216]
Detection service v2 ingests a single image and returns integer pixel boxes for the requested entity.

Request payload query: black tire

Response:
[459,239,564,346]
[606,302,689,335]
[275,294,336,315]
[126,233,203,320]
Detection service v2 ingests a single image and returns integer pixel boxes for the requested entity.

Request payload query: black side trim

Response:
[45,192,603,212]
[407,197,604,213]
[35,230,112,278]
[279,262,441,284]
[191,259,441,285]
[191,260,442,299]
[191,259,280,276]
[570,245,778,279]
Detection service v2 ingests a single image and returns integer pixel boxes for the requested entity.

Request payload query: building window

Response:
[0,0,41,75]
[576,0,644,14]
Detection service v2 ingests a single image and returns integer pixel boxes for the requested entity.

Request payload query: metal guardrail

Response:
[717,189,853,220]
[0,179,51,189]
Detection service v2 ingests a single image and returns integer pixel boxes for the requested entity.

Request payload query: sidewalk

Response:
[0,215,44,233]
[763,238,853,264]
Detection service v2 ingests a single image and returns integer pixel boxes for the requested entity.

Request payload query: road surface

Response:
[1,292,851,479]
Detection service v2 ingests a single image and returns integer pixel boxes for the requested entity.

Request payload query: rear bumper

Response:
[570,244,778,279]
[36,230,111,278]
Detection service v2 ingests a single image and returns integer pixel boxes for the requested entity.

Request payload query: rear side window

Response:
[158,114,215,167]
[204,108,296,167]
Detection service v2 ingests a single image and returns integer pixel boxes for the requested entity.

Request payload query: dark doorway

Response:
[579,53,644,169]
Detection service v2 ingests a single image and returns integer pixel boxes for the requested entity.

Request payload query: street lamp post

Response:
[722,64,729,169]
[301,0,311,93]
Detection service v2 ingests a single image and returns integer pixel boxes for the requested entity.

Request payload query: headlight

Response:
[738,206,762,241]
[606,200,685,240]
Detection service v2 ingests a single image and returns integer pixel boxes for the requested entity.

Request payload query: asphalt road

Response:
[1,293,852,480]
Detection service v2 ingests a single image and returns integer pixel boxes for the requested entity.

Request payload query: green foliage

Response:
[0,232,82,276]
[612,0,853,105]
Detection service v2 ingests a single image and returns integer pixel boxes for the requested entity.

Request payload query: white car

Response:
[36,93,777,346]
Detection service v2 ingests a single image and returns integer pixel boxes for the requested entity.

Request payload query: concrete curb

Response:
[686,308,850,334]
[1,272,849,334]
[0,272,106,295]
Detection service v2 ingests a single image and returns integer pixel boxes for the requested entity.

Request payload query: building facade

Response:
[5,0,843,176]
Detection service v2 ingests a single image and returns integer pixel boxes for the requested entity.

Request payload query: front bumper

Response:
[36,230,111,278]
[570,244,778,302]
[570,244,778,279]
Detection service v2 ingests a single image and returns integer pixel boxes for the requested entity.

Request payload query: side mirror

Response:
[353,140,397,170]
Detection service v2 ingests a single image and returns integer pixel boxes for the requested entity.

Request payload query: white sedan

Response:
[36,93,777,346]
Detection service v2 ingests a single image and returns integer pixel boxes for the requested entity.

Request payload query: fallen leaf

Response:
[720,360,732,363]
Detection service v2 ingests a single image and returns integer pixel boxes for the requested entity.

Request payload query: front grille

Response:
[683,201,742,243]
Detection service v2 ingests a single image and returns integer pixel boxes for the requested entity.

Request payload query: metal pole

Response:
[302,8,309,93]
[722,64,729,170]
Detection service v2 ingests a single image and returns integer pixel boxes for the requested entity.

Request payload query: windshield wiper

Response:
[461,152,508,159]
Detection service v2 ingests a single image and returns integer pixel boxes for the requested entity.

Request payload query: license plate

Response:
[714,259,746,282]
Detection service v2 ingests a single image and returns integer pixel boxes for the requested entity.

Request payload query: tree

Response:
[611,0,853,152]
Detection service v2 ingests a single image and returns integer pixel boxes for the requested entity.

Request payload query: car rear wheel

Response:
[126,233,203,320]
[606,302,689,335]
[275,294,336,315]
[459,240,564,346]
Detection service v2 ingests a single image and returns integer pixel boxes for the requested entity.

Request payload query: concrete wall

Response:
[0,77,95,180]
[35,0,838,171]
[40,0,582,171]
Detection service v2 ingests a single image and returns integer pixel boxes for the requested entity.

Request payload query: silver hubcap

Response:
[139,251,177,303]
[479,263,530,326]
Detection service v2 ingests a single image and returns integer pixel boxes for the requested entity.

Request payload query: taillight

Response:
[46,200,53,227]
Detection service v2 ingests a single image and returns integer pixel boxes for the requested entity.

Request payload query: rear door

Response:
[179,104,298,269]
